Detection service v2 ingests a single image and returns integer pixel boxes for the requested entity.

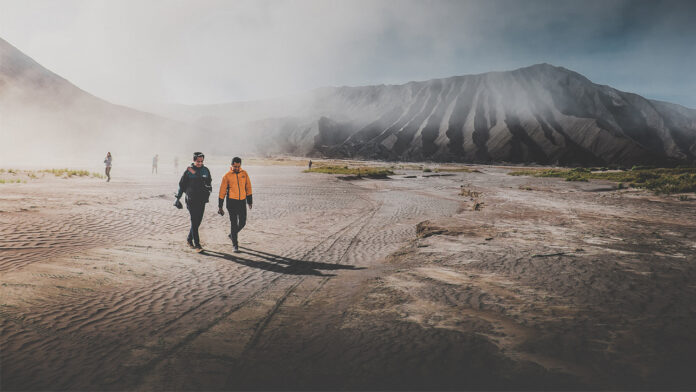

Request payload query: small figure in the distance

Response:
[104,152,112,182]
[174,156,179,173]
[152,154,159,174]
[308,159,313,170]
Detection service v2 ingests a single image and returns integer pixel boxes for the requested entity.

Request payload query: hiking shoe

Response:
[194,245,204,253]
[187,239,195,248]
[233,245,240,253]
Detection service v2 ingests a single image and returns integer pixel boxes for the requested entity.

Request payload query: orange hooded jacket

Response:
[218,168,252,207]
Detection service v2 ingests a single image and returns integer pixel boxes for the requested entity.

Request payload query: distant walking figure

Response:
[152,154,159,174]
[104,152,112,182]
[218,157,253,253]
[174,156,179,173]
[308,160,312,170]
[175,152,212,252]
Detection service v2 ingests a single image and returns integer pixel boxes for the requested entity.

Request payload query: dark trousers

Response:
[227,199,247,246]
[187,201,206,246]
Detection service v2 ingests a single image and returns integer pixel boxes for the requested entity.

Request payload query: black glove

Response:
[174,199,183,209]
[218,207,225,216]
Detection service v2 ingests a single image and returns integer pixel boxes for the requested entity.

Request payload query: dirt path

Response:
[1,164,695,390]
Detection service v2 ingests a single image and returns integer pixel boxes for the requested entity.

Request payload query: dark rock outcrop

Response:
[217,64,696,166]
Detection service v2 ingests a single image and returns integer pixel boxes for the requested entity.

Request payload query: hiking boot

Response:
[187,238,195,248]
[233,245,240,253]
[194,244,204,253]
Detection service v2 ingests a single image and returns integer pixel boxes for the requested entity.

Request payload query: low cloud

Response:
[0,0,694,107]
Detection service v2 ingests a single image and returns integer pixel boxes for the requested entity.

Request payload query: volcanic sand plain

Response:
[1,161,695,390]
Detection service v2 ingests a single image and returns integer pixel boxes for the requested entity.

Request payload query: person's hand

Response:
[174,199,183,209]
[218,208,224,216]
[248,204,253,210]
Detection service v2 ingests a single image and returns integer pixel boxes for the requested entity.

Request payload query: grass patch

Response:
[1,168,104,181]
[41,168,91,177]
[509,167,696,194]
[459,186,481,198]
[304,165,394,178]
[245,158,308,166]
[40,169,104,179]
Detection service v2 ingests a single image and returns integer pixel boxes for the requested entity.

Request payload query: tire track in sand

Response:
[238,196,382,356]
[2,180,374,390]
[126,195,380,389]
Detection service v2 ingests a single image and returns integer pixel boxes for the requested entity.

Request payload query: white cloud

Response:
[1,0,694,107]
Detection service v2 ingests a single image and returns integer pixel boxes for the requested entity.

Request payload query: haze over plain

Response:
[0,0,694,166]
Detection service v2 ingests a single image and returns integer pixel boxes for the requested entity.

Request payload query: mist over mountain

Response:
[0,38,197,165]
[158,64,696,166]
[3,35,695,166]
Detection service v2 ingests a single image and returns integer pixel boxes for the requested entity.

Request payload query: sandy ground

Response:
[1,162,695,390]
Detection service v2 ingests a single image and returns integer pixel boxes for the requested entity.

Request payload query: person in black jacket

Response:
[174,152,212,252]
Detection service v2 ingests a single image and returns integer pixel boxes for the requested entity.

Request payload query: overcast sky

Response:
[1,0,694,108]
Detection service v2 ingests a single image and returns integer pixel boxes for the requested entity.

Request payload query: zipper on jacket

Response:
[236,172,241,200]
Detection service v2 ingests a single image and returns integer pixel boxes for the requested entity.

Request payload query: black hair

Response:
[232,157,242,164]
[193,152,205,161]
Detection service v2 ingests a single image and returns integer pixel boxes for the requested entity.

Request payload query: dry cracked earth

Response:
[1,162,695,390]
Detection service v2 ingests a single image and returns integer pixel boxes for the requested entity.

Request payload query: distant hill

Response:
[152,64,696,166]
[4,35,695,166]
[0,37,197,163]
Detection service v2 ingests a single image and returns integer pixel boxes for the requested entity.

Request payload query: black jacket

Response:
[176,164,212,203]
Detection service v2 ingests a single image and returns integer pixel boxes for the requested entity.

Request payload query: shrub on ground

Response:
[509,167,696,194]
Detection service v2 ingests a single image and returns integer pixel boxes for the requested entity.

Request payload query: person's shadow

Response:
[202,247,365,277]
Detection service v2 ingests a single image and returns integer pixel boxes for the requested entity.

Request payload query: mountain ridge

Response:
[2,36,695,166]
[0,37,197,163]
[190,63,695,166]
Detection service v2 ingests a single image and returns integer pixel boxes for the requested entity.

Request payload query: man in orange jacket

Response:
[218,157,253,252]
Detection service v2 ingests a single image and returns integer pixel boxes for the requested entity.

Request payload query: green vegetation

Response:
[304,165,394,178]
[41,168,90,177]
[509,166,696,194]
[423,168,432,172]
[0,179,22,184]
[1,168,105,181]
[40,169,104,178]
[459,186,481,198]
